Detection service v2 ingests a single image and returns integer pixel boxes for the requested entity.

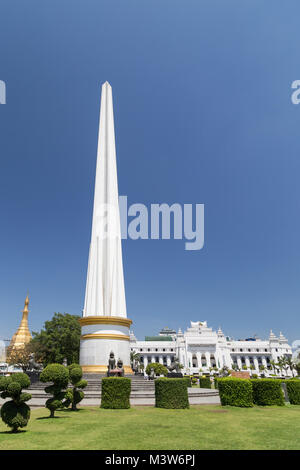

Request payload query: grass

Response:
[0,404,300,450]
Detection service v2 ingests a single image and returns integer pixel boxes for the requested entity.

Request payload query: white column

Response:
[205,352,211,368]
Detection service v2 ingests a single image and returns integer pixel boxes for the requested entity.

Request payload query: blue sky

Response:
[0,0,299,344]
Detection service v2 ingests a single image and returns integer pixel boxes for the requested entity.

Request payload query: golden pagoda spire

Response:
[8,294,32,353]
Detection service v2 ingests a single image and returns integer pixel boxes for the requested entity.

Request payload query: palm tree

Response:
[285,357,295,378]
[130,352,140,371]
[276,357,285,377]
[270,360,277,375]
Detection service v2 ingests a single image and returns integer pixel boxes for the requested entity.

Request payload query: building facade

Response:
[130,321,293,376]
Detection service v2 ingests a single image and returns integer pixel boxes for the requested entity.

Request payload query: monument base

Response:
[79,316,133,375]
[81,364,133,374]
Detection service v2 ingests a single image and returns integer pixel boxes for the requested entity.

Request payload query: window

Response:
[155,357,159,363]
[240,349,243,352]
[192,354,198,367]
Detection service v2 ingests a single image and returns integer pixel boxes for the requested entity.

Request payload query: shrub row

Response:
[218,378,286,407]
[218,377,253,407]
[199,377,211,389]
[251,379,284,406]
[101,377,131,409]
[285,380,300,405]
[155,378,189,409]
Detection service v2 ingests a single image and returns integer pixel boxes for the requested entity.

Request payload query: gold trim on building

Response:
[81,364,134,374]
[79,316,132,328]
[80,333,130,341]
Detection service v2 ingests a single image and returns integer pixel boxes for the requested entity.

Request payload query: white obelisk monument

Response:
[79,82,132,374]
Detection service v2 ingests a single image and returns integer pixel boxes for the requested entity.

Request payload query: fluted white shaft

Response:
[83,82,127,318]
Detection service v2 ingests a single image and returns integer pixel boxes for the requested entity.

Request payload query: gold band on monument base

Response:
[79,316,132,328]
[80,333,130,341]
[81,365,134,374]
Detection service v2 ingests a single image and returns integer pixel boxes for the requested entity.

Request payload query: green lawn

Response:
[0,405,300,450]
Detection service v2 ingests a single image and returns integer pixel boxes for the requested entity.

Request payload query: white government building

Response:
[129,321,293,376]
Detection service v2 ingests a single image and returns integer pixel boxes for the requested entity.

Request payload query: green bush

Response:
[0,372,31,432]
[64,364,87,411]
[199,376,211,388]
[251,379,284,406]
[145,363,168,377]
[183,376,191,388]
[155,378,189,409]
[218,378,253,407]
[285,380,300,405]
[40,363,69,417]
[214,377,219,389]
[101,377,131,409]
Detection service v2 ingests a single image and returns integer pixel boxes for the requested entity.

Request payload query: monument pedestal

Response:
[79,316,133,374]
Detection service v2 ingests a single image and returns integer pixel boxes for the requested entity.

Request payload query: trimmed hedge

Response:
[251,379,284,406]
[199,377,211,389]
[183,376,191,388]
[214,377,219,389]
[285,380,300,405]
[155,378,189,409]
[218,378,253,407]
[101,377,131,409]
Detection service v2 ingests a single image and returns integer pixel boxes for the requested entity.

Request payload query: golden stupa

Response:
[8,295,32,353]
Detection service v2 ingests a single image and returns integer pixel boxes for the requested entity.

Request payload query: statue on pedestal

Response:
[107,352,124,377]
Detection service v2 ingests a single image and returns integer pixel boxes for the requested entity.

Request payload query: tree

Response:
[31,313,81,366]
[276,357,285,376]
[40,363,69,417]
[0,373,31,432]
[130,352,141,371]
[145,362,168,377]
[64,364,87,411]
[285,357,296,377]
[269,360,277,375]
[7,344,33,372]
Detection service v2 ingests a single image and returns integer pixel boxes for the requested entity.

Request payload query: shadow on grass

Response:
[0,429,27,434]
[36,416,70,420]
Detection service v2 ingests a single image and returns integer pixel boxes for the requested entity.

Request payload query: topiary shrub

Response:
[214,377,219,389]
[101,377,131,409]
[145,363,168,377]
[40,363,69,417]
[0,373,31,432]
[155,378,189,409]
[285,380,300,405]
[64,364,87,411]
[251,379,284,406]
[218,377,253,407]
[199,376,211,388]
